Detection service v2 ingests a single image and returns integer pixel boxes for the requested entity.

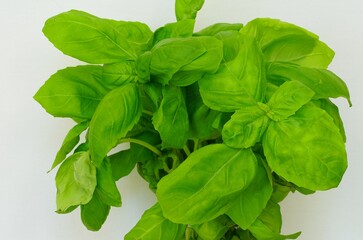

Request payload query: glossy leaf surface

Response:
[263,104,347,190]
[95,158,121,207]
[81,191,110,231]
[102,61,138,89]
[125,203,186,240]
[56,152,97,212]
[153,85,189,149]
[226,162,273,229]
[175,0,205,21]
[199,32,265,112]
[249,201,301,239]
[267,62,351,105]
[43,10,152,63]
[157,144,257,224]
[148,36,223,85]
[266,80,315,121]
[34,65,107,119]
[240,18,334,68]
[89,83,142,166]
[222,105,269,148]
[153,19,195,45]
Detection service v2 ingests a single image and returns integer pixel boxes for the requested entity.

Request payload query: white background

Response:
[1,0,362,239]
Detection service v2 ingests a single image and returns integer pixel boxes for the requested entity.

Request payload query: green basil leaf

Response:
[194,23,243,36]
[240,18,334,68]
[34,65,107,119]
[266,80,315,121]
[110,131,160,181]
[226,162,273,229]
[89,83,142,167]
[192,215,232,240]
[222,105,269,148]
[56,151,97,212]
[175,0,205,21]
[199,33,266,112]
[141,82,163,110]
[249,201,301,240]
[148,36,223,85]
[156,144,257,224]
[80,191,111,231]
[313,99,346,142]
[187,84,222,140]
[43,10,153,63]
[153,85,189,149]
[153,19,195,45]
[50,121,89,171]
[95,158,121,207]
[263,104,347,190]
[109,149,135,181]
[271,184,291,203]
[267,62,351,106]
[124,203,186,240]
[102,61,138,90]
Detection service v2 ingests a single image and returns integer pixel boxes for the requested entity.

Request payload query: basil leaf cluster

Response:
[34,0,351,239]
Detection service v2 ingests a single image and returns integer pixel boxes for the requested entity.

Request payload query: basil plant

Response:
[34,0,351,239]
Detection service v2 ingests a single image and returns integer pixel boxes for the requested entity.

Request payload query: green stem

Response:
[183,145,191,156]
[142,109,154,117]
[118,138,162,157]
[193,139,200,152]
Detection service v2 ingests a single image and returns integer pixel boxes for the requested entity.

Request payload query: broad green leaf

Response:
[148,36,223,85]
[43,10,153,63]
[192,215,232,240]
[267,62,351,106]
[170,71,206,87]
[56,151,97,212]
[222,105,269,148]
[153,19,195,45]
[141,82,163,111]
[95,158,121,207]
[89,83,142,167]
[156,144,257,224]
[81,191,111,231]
[135,51,152,83]
[194,23,243,36]
[186,84,222,140]
[153,85,189,149]
[125,203,186,240]
[109,149,136,181]
[249,201,301,240]
[110,131,160,181]
[226,162,273,229]
[265,80,315,121]
[102,61,138,90]
[175,0,205,21]
[51,121,89,171]
[34,65,107,119]
[240,18,334,68]
[263,104,347,190]
[313,99,346,141]
[199,32,266,112]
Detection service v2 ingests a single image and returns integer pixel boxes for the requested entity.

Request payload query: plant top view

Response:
[34,0,351,239]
